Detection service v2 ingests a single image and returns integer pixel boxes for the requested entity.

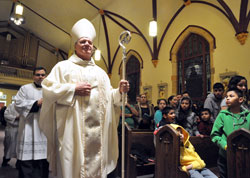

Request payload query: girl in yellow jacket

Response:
[170,124,217,178]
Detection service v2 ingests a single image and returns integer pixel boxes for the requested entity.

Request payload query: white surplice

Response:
[4,103,19,159]
[40,54,121,178]
[15,83,47,160]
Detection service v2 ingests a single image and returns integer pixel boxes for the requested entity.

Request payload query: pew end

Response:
[124,122,155,178]
[227,128,250,178]
[155,125,189,178]
[155,125,219,178]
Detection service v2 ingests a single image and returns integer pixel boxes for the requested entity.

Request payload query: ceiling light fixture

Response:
[15,4,23,15]
[94,14,102,61]
[6,33,12,41]
[94,49,101,61]
[149,20,157,37]
[10,3,25,26]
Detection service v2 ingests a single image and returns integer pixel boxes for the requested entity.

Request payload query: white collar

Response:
[69,54,95,66]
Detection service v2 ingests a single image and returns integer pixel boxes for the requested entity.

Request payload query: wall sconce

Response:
[94,49,101,61]
[6,33,12,41]
[10,3,25,26]
[149,20,157,37]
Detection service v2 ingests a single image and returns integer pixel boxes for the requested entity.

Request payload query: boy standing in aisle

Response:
[211,88,250,178]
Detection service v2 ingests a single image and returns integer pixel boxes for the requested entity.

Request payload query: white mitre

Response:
[71,18,96,44]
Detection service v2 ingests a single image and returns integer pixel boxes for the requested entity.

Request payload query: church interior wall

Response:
[0,88,18,106]
[0,43,63,107]
[1,0,249,107]
[36,46,63,73]
[93,0,250,106]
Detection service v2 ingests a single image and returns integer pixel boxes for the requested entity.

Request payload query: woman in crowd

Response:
[153,99,167,128]
[168,95,178,110]
[175,97,201,136]
[135,94,155,129]
[119,97,138,129]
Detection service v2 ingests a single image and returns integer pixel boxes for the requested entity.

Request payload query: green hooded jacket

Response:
[210,109,250,158]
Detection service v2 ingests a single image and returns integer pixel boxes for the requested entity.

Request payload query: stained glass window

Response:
[177,33,211,102]
[126,55,140,104]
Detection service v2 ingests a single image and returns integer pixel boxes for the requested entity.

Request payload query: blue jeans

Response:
[189,168,218,178]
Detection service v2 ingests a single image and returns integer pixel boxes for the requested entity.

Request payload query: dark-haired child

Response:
[154,99,167,128]
[221,75,248,110]
[176,97,201,136]
[211,88,250,178]
[168,95,178,109]
[204,82,224,121]
[198,108,213,136]
[154,106,176,135]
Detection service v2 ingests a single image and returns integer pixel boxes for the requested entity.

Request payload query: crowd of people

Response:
[122,75,249,178]
[0,17,249,178]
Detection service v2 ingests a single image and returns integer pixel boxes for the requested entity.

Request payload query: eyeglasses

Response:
[34,74,46,77]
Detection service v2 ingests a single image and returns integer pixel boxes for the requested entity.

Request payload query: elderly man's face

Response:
[75,37,93,60]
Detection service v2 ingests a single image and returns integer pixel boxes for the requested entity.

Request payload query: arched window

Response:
[126,55,140,104]
[177,33,211,102]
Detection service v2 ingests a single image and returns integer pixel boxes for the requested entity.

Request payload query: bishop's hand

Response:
[119,80,130,93]
[75,82,92,96]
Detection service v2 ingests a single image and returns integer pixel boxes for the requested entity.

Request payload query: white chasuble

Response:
[40,54,121,178]
[15,83,47,160]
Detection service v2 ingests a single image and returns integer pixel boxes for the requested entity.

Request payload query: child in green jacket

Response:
[211,88,250,178]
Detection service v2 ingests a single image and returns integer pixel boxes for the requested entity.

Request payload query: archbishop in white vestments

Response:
[39,18,129,178]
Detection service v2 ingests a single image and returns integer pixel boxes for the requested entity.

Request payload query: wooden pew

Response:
[155,125,188,178]
[227,128,250,178]
[189,136,218,169]
[155,125,219,178]
[124,123,155,178]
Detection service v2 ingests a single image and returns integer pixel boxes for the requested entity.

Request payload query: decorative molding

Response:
[236,32,248,45]
[0,74,32,86]
[184,0,191,6]
[99,9,104,15]
[152,59,158,68]
[0,66,33,79]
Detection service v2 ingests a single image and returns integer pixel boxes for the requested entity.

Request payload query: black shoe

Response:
[1,162,10,167]
[15,160,20,169]
[1,157,11,167]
